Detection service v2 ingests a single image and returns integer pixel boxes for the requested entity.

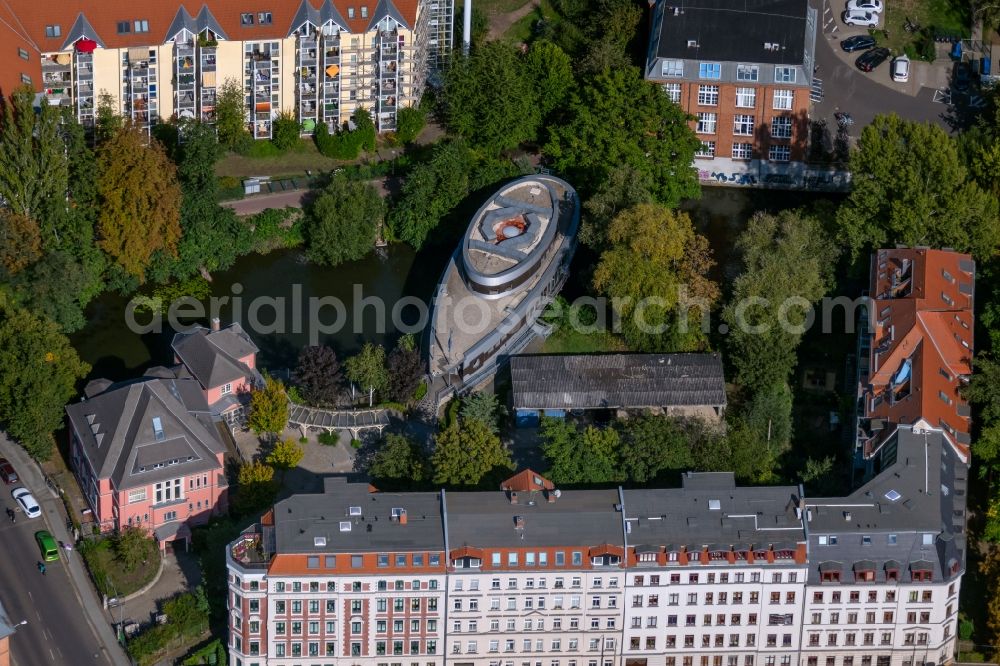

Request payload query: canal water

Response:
[70,187,839,383]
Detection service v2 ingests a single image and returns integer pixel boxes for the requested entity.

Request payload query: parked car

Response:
[11,487,40,519]
[0,458,17,484]
[843,9,880,26]
[891,55,910,82]
[841,35,877,52]
[856,47,891,72]
[846,0,884,12]
[35,530,59,562]
[953,61,971,91]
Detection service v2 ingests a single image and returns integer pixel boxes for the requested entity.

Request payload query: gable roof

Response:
[65,377,225,490]
[510,353,726,411]
[171,322,258,390]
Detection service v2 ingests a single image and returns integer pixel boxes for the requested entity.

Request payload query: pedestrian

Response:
[37,561,46,575]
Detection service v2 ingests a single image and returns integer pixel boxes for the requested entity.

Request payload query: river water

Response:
[70,187,837,383]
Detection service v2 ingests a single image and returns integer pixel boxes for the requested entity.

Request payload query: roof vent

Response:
[349,506,362,516]
[687,39,698,48]
[314,536,327,547]
[844,511,852,521]
[152,416,165,441]
[672,6,680,15]
[339,521,351,532]
[708,499,721,511]
[885,489,901,502]
[514,515,525,529]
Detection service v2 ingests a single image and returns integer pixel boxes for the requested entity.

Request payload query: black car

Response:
[953,62,971,91]
[841,35,877,52]
[855,47,891,72]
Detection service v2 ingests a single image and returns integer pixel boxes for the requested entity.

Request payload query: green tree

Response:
[618,415,693,482]
[579,164,653,250]
[96,124,182,280]
[293,345,343,406]
[95,91,123,145]
[305,175,383,266]
[545,66,700,206]
[460,391,506,434]
[235,461,278,514]
[354,108,377,153]
[432,420,514,486]
[388,139,473,249]
[346,343,389,406]
[962,354,1000,468]
[272,111,301,151]
[592,204,719,351]
[443,41,541,153]
[744,381,794,453]
[248,375,289,437]
[13,251,94,332]
[0,210,41,276]
[395,106,426,144]
[523,41,574,120]
[837,114,1000,260]
[113,525,156,571]
[0,87,69,225]
[0,305,89,458]
[539,418,621,484]
[386,343,424,403]
[723,210,838,393]
[266,438,305,471]
[368,433,430,488]
[215,77,251,152]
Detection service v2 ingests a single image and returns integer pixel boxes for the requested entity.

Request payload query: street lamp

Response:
[106,578,125,645]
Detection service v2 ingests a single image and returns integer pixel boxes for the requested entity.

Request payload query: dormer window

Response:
[348,7,355,18]
[45,25,61,38]
[221,383,232,395]
[853,563,876,583]
[886,567,899,582]
[258,12,272,24]
[591,555,620,567]
[709,549,728,561]
[134,20,149,33]
[773,549,795,560]
[241,13,254,25]
[117,21,132,34]
[453,557,481,569]
[361,6,368,17]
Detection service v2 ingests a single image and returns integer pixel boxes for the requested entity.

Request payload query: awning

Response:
[154,521,191,542]
[75,39,98,53]
[202,71,217,87]
[325,64,340,77]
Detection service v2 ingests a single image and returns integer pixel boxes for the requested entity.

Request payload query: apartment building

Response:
[644,0,817,181]
[0,0,453,136]
[227,454,963,666]
[856,247,975,465]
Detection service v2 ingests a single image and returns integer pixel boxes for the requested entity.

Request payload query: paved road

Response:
[0,495,116,666]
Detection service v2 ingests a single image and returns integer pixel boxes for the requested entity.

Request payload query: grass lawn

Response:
[79,537,161,597]
[215,141,345,179]
[874,0,969,57]
[504,0,559,42]
[541,328,629,354]
[479,0,534,14]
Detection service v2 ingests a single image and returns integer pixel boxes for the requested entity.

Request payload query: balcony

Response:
[230,531,270,569]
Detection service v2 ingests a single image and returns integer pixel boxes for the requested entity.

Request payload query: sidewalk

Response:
[0,435,130,666]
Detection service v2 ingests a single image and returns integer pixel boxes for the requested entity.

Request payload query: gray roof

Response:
[623,473,805,550]
[65,377,224,491]
[366,0,411,31]
[803,427,967,584]
[510,353,726,411]
[446,488,624,549]
[273,477,446,555]
[60,12,105,50]
[171,323,258,390]
[651,0,808,65]
[166,5,229,41]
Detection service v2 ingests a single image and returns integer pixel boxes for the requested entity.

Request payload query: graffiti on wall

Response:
[698,169,757,186]
[698,166,849,191]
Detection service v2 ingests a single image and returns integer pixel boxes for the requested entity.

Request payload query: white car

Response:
[843,9,880,26]
[846,0,884,12]
[11,487,41,519]
[891,55,910,82]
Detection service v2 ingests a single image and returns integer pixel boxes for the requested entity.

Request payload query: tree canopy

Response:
[386,343,424,403]
[0,305,89,458]
[305,176,383,266]
[293,345,343,407]
[346,343,389,404]
[432,420,514,487]
[540,418,622,484]
[215,78,251,151]
[368,434,430,489]
[544,66,700,205]
[592,203,718,351]
[95,124,182,280]
[837,114,1000,260]
[266,438,305,471]
[522,41,575,121]
[248,376,289,437]
[460,391,506,434]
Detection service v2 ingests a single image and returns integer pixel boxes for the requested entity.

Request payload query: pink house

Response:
[66,376,229,548]
[171,320,262,428]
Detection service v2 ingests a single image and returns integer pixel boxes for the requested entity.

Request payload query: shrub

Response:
[396,106,427,144]
[413,381,428,402]
[318,431,340,446]
[315,122,365,160]
[127,589,210,666]
[354,109,377,152]
[272,112,301,152]
[243,140,282,158]
[959,617,975,640]
[299,436,309,444]
[350,438,362,449]
[181,638,227,665]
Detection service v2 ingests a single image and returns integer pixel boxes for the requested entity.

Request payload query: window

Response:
[733,115,755,135]
[508,552,518,566]
[258,12,272,24]
[769,145,790,162]
[696,113,717,134]
[134,20,149,32]
[361,5,369,17]
[774,66,796,83]
[697,85,719,105]
[117,21,131,33]
[771,116,792,138]
[241,13,254,24]
[663,83,682,103]
[773,89,793,110]
[221,383,232,395]
[45,25,61,37]
[128,488,147,503]
[154,478,182,504]
[348,7,356,17]
[699,62,721,79]
[17,48,28,60]
[732,143,753,159]
[661,59,683,77]
[735,87,756,108]
[737,64,759,81]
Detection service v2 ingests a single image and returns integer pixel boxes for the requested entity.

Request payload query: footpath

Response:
[0,435,130,666]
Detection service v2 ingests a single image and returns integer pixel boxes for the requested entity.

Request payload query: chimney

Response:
[398,509,407,525]
[211,317,221,332]
[509,491,518,504]
[514,515,525,529]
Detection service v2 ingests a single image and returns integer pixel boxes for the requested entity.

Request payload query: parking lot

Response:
[810,0,981,140]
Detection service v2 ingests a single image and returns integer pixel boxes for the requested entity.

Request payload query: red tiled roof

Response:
[501,469,555,493]
[0,0,41,98]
